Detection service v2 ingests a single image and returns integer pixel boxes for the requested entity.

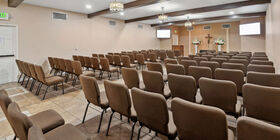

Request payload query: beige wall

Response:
[266,0,280,73]
[0,1,160,68]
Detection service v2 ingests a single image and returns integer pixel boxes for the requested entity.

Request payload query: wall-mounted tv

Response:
[157,29,171,39]
[239,22,261,36]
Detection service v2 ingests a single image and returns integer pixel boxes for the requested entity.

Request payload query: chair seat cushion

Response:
[228,129,234,140]
[30,109,65,133]
[45,124,89,140]
[45,76,64,85]
[82,71,95,77]
[109,67,119,72]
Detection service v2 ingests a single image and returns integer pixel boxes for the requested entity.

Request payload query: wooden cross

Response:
[205,34,213,48]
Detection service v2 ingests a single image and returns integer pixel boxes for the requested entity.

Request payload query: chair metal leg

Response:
[50,68,53,74]
[62,82,64,94]
[25,77,30,88]
[97,109,106,133]
[18,73,23,83]
[21,75,26,85]
[106,111,115,136]
[137,125,143,140]
[130,122,136,140]
[120,114,122,120]
[30,80,36,91]
[82,102,90,123]
[13,135,16,140]
[42,86,49,100]
[35,83,42,95]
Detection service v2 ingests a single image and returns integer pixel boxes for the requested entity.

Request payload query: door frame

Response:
[0,23,19,82]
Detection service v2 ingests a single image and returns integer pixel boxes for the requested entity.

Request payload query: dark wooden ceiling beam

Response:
[125,0,271,23]
[88,0,162,18]
[8,0,24,7]
[151,12,266,27]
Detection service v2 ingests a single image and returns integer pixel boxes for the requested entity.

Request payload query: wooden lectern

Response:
[172,45,184,56]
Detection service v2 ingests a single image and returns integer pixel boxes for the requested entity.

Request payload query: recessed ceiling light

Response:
[120,12,124,16]
[229,11,235,15]
[86,4,92,9]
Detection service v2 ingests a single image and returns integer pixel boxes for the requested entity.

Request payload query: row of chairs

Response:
[15,59,65,100]
[79,74,280,140]
[0,90,89,140]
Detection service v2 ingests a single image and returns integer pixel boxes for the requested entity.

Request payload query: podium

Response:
[172,45,184,56]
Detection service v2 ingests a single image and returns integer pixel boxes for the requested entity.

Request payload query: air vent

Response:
[109,20,116,26]
[222,24,231,29]
[52,12,67,20]
[187,26,194,31]
[138,24,143,29]
[203,25,211,30]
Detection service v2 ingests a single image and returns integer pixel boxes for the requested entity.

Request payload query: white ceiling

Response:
[23,0,267,25]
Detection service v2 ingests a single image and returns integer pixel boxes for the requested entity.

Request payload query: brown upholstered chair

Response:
[179,60,197,75]
[231,56,249,61]
[53,58,61,75]
[174,50,181,57]
[216,55,230,61]
[106,55,114,65]
[71,61,94,86]
[228,59,249,67]
[15,59,24,83]
[80,75,109,132]
[177,56,190,62]
[159,51,167,61]
[113,55,123,69]
[237,116,280,140]
[142,70,171,99]
[22,62,32,88]
[103,80,137,139]
[199,78,241,118]
[251,57,269,61]
[98,54,105,58]
[17,60,28,85]
[210,58,227,67]
[215,68,245,96]
[3,100,64,140]
[243,84,280,124]
[121,68,140,89]
[166,50,175,59]
[250,60,273,66]
[121,55,137,68]
[92,53,98,58]
[141,52,149,61]
[149,53,158,62]
[188,54,196,60]
[200,61,219,78]
[28,124,89,140]
[193,57,208,66]
[166,64,185,75]
[201,55,214,60]
[72,55,78,61]
[247,72,280,87]
[168,74,200,103]
[146,62,167,82]
[171,98,234,140]
[99,58,119,79]
[34,65,64,100]
[58,58,67,76]
[188,66,212,88]
[222,62,246,75]
[89,57,101,73]
[48,57,55,74]
[164,58,178,65]
[77,56,86,68]
[28,63,39,92]
[64,59,74,82]
[131,88,177,140]
[247,64,275,73]
[83,56,92,70]
[136,54,146,70]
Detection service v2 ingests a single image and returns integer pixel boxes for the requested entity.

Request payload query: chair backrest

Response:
[58,58,66,71]
[243,84,280,124]
[28,63,37,80]
[210,58,227,67]
[98,54,105,58]
[121,68,140,89]
[215,68,244,95]
[250,60,273,66]
[34,65,46,83]
[200,61,219,78]
[92,54,98,58]
[72,55,78,61]
[159,51,167,60]
[222,62,246,74]
[201,55,214,60]
[113,55,122,66]
[171,98,229,140]
[216,55,230,61]
[247,72,280,87]
[131,88,170,134]
[23,62,31,76]
[71,61,83,75]
[28,125,46,140]
[64,59,74,73]
[48,57,55,69]
[8,102,33,140]
[84,57,92,67]
[179,60,197,75]
[251,57,269,61]
[166,50,175,59]
[99,58,110,71]
[15,60,24,74]
[142,70,164,95]
[106,55,114,65]
[78,56,85,67]
[237,116,280,140]
[146,62,163,75]
[188,66,212,87]
[231,56,249,61]
[177,56,190,62]
[53,58,60,69]
[168,74,197,102]
[228,59,249,67]
[149,53,157,62]
[90,57,100,70]
[166,64,185,75]
[174,50,181,57]
[136,54,145,65]
[247,64,275,73]
[164,58,178,65]
[193,57,208,66]
[80,75,102,106]
[141,52,149,61]
[104,80,132,117]
[188,54,196,60]
[199,78,237,115]
[121,56,132,68]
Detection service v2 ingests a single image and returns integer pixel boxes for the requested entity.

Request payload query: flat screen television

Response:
[239,22,261,36]
[157,29,171,39]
